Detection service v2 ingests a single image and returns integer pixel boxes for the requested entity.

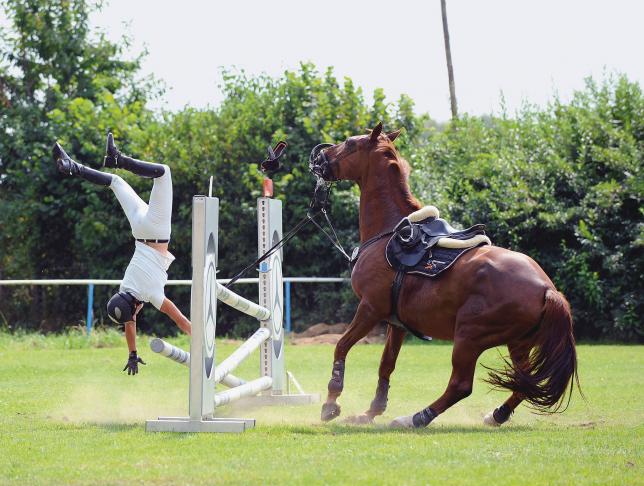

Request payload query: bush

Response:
[411,75,643,340]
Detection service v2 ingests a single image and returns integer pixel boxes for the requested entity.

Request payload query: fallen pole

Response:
[149,338,246,388]
[214,376,273,407]
[213,328,270,384]
[216,282,270,320]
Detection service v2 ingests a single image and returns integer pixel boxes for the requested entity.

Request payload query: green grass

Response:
[0,332,641,485]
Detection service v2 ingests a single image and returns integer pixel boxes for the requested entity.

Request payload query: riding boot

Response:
[52,142,113,186]
[104,132,165,178]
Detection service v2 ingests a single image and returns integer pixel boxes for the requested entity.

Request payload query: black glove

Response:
[123,351,146,375]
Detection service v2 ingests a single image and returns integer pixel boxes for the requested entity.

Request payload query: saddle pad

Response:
[386,239,489,277]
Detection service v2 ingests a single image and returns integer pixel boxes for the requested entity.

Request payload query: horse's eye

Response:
[346,139,356,149]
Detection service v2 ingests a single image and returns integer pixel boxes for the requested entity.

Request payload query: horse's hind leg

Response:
[347,325,406,424]
[483,342,528,427]
[321,300,384,422]
[390,338,482,428]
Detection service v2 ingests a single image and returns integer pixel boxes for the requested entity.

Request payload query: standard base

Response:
[240,393,320,407]
[145,416,255,433]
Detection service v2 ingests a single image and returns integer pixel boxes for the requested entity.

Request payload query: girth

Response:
[389,271,433,341]
[349,232,433,341]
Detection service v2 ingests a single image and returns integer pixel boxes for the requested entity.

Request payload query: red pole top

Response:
[262,178,274,198]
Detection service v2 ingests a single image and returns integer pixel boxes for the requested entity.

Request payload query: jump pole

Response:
[146,195,317,433]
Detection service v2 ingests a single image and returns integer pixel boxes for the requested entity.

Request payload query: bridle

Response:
[306,142,355,262]
[224,142,353,288]
[309,143,337,181]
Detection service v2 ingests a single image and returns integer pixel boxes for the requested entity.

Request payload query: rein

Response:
[224,210,316,289]
[226,141,385,288]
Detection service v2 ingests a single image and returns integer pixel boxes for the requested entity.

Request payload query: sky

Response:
[88,0,644,122]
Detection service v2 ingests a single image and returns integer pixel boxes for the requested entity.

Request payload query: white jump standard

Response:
[146,195,317,433]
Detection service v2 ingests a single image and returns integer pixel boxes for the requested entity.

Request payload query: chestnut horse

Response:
[310,122,579,428]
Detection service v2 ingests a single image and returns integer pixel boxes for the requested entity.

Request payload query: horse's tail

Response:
[486,288,581,413]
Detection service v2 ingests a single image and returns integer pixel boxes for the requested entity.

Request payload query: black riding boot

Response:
[104,133,165,178]
[52,142,113,186]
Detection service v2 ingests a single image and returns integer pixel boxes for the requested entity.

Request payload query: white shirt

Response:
[120,241,175,310]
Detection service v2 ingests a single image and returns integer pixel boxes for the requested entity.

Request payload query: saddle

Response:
[380,206,491,341]
[385,206,491,277]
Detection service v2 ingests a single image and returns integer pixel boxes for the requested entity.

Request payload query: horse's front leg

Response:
[321,300,384,422]
[348,324,406,424]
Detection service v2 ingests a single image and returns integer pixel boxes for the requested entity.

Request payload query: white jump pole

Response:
[150,338,246,388]
[216,283,270,320]
[213,327,270,384]
[214,376,273,407]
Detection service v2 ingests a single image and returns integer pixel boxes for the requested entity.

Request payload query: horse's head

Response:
[309,122,403,184]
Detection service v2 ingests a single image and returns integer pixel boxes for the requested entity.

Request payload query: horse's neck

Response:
[358,177,421,242]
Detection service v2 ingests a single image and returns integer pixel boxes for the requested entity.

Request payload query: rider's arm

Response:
[124,303,143,352]
[160,297,192,335]
[124,320,137,352]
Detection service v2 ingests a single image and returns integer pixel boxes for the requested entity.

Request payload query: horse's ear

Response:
[386,129,402,142]
[369,122,383,143]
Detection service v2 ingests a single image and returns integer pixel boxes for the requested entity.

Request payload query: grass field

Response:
[0,331,641,485]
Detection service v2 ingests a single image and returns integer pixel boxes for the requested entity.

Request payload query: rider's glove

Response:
[123,350,146,375]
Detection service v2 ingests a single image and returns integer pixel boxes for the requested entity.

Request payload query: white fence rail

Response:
[0,277,350,334]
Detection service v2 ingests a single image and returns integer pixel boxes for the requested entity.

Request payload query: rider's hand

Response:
[123,350,146,375]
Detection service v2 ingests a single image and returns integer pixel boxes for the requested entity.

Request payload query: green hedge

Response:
[1,0,641,340]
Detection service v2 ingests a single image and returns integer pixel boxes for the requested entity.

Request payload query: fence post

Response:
[285,281,291,333]
[86,283,94,336]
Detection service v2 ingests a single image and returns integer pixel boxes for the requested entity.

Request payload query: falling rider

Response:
[52,134,191,375]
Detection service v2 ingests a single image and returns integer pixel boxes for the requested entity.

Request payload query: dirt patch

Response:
[290,322,387,345]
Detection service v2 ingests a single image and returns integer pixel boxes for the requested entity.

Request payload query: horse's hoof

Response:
[389,415,415,429]
[483,411,502,427]
[345,414,374,425]
[321,402,341,422]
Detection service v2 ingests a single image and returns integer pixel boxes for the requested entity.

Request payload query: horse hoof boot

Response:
[389,415,415,428]
[321,402,341,422]
[484,404,511,427]
[483,411,501,427]
[483,411,505,427]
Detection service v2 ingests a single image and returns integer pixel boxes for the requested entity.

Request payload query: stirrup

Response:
[103,132,120,168]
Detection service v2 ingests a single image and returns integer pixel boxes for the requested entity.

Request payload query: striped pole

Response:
[213,328,270,384]
[214,376,273,407]
[216,282,270,320]
[149,338,246,388]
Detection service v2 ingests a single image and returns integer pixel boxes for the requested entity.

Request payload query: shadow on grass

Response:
[283,422,534,436]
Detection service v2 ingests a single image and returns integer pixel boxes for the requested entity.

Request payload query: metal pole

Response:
[86,283,94,335]
[285,281,291,333]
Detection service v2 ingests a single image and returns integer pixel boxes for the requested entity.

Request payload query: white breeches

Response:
[109,166,172,240]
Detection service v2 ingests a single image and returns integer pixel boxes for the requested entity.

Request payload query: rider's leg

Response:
[141,165,172,240]
[53,143,113,186]
[109,175,148,238]
[104,133,165,179]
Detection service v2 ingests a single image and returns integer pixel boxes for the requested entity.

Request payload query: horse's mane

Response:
[373,137,422,211]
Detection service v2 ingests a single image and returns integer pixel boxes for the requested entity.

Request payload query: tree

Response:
[0,0,152,330]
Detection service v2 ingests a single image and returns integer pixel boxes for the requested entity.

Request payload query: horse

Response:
[309,122,580,428]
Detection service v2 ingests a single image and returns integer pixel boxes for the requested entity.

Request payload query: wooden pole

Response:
[441,0,458,120]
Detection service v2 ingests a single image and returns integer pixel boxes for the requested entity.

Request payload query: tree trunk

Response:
[441,0,458,120]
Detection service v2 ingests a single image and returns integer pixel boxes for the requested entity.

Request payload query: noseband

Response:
[309,143,336,181]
